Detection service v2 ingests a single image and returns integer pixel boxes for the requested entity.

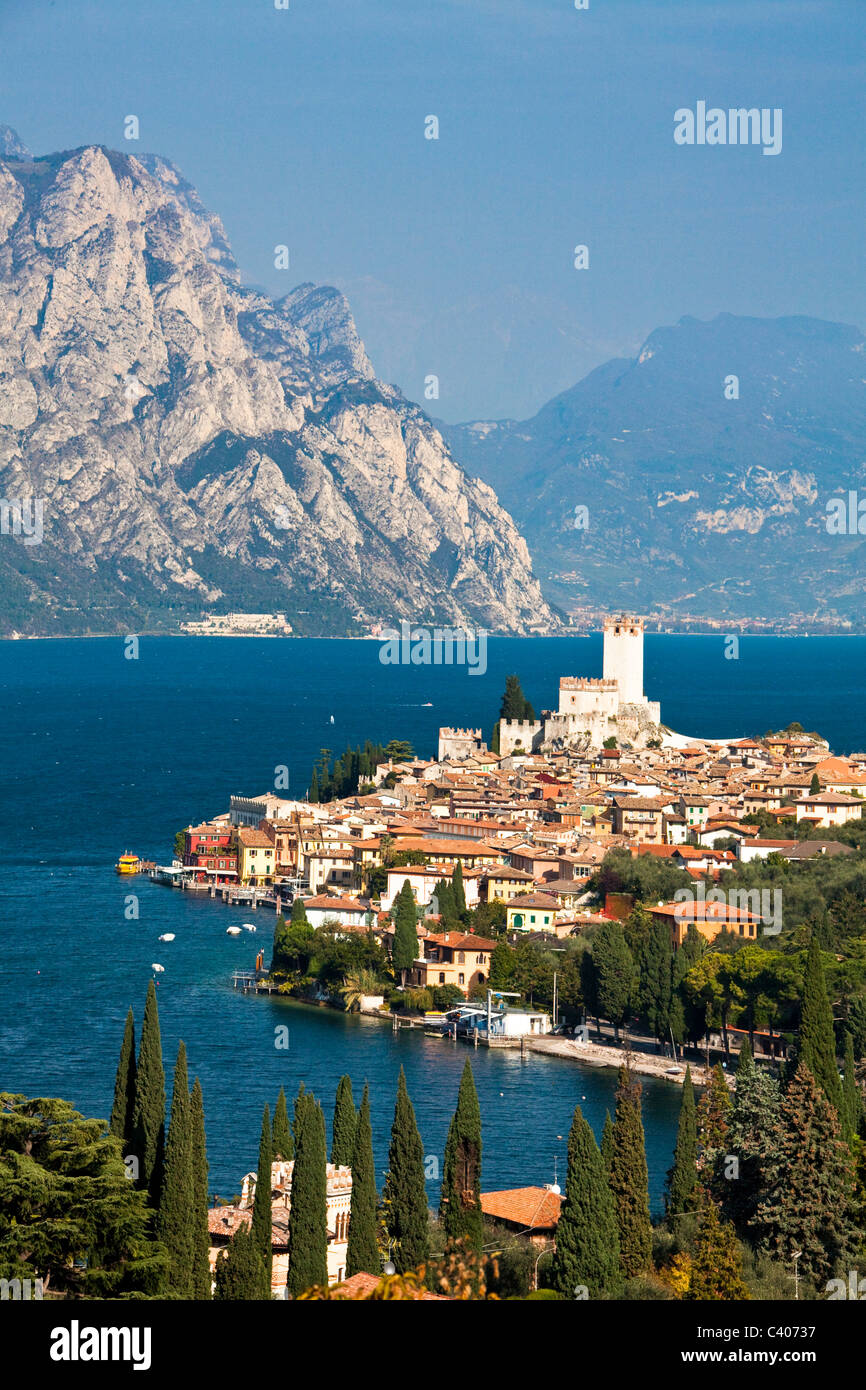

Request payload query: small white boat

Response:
[151,963,165,973]
[243,923,257,933]
[158,933,175,942]
[329,714,334,724]
[226,926,242,936]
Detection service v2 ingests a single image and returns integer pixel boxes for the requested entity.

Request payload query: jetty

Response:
[231,969,280,996]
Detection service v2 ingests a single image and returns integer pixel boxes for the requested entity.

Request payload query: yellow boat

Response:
[116,853,142,875]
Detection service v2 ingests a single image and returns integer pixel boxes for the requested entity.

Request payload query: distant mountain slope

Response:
[0,136,550,635]
[444,314,866,626]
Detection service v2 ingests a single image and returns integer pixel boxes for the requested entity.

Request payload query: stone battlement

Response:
[439,727,482,739]
[603,614,644,631]
[559,677,619,691]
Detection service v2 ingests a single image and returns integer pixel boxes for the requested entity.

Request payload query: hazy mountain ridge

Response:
[443,313,866,625]
[0,135,550,635]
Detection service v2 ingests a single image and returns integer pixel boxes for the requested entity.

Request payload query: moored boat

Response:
[116,852,142,874]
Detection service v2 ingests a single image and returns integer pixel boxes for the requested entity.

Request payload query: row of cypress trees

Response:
[197,1060,462,1298]
[660,936,865,1294]
[109,981,211,1297]
[549,1064,651,1298]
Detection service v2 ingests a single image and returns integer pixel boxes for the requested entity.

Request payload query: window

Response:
[458,951,465,964]
[458,973,465,985]
[439,972,445,984]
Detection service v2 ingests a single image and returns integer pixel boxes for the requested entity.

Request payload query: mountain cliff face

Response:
[445,314,866,626]
[0,138,550,635]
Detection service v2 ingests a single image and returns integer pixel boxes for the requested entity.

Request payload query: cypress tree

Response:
[754,1063,858,1287]
[287,1091,328,1296]
[250,1103,273,1298]
[591,920,634,1042]
[392,880,418,986]
[686,1198,750,1300]
[157,1041,194,1297]
[608,1066,652,1278]
[638,919,673,1045]
[272,1086,293,1161]
[666,1065,698,1216]
[719,1064,781,1237]
[736,1035,754,1082]
[189,1077,211,1299]
[600,1110,614,1171]
[550,1106,620,1298]
[841,1032,862,1143]
[799,936,842,1113]
[383,1066,429,1273]
[497,674,534,723]
[346,1085,380,1276]
[110,1007,137,1147]
[451,861,467,916]
[213,1223,266,1300]
[131,979,166,1204]
[436,880,457,926]
[696,1063,732,1170]
[309,766,319,804]
[439,1060,483,1253]
[331,1075,356,1167]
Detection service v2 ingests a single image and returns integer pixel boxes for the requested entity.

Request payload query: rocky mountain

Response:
[0,134,550,635]
[444,314,866,627]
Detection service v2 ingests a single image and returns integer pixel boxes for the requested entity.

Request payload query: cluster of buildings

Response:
[171,616,864,985]
[207,1158,561,1298]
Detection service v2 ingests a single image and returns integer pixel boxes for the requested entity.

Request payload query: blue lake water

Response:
[1,633,863,1211]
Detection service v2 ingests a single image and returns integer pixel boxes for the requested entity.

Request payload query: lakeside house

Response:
[480,1186,562,1246]
[407,931,497,996]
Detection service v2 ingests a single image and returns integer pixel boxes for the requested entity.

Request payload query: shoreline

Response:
[253,986,731,1088]
[3,629,866,643]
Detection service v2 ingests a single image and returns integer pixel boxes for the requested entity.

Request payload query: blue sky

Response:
[2,0,863,419]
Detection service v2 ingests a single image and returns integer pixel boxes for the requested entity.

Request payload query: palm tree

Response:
[340,968,384,1012]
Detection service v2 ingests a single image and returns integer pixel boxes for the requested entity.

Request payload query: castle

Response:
[497,616,662,755]
[437,727,485,761]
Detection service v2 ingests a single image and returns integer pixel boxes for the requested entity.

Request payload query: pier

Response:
[231,969,280,996]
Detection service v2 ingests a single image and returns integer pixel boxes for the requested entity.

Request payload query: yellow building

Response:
[506,892,558,934]
[237,827,276,885]
[408,932,496,996]
[479,866,536,903]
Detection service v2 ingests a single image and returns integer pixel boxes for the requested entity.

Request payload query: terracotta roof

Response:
[480,1186,562,1231]
[334,1271,450,1300]
[303,895,368,911]
[424,931,498,951]
[207,1206,251,1237]
[651,901,762,924]
[507,892,559,909]
[237,828,274,848]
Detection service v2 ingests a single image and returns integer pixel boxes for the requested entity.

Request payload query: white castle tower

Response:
[603,614,645,705]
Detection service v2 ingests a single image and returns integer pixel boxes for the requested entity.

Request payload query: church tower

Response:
[603,615,644,705]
